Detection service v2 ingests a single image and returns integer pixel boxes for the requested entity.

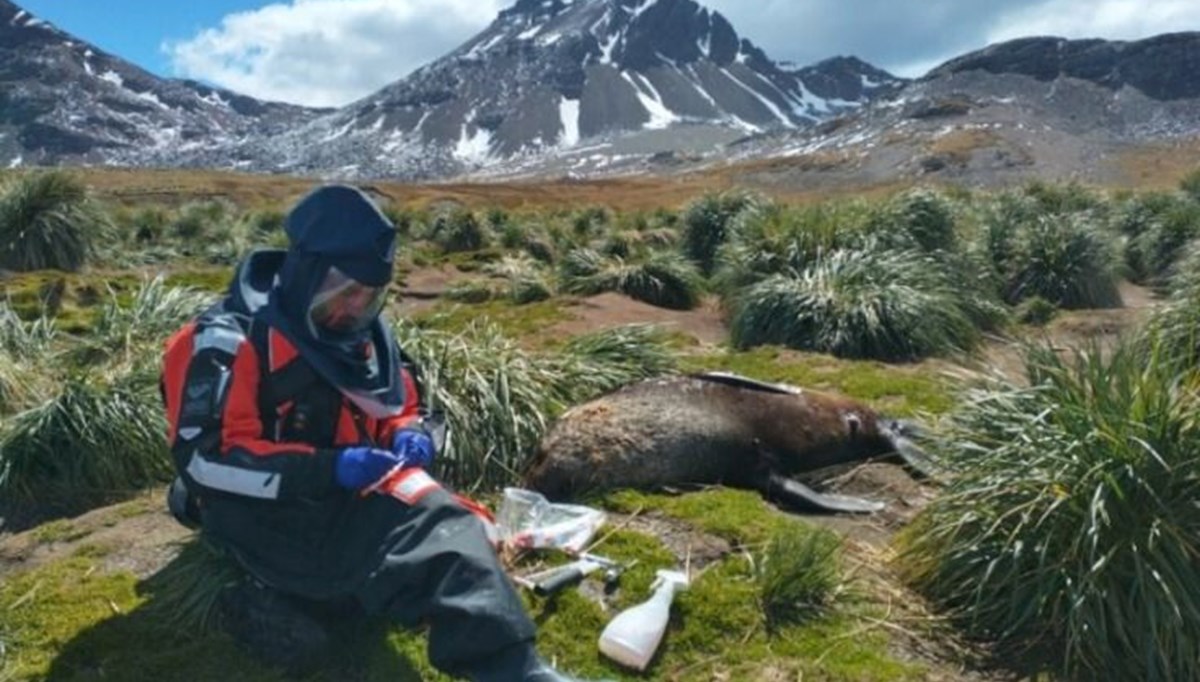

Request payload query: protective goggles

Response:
[307,266,388,333]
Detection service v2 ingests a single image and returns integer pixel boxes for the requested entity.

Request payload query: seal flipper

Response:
[692,371,800,395]
[880,420,938,480]
[760,470,885,514]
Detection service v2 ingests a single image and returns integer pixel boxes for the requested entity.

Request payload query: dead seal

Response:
[522,372,932,514]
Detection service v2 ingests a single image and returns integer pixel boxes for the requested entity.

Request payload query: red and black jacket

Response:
[161,252,422,502]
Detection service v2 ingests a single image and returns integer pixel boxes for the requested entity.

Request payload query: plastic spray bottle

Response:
[598,569,689,671]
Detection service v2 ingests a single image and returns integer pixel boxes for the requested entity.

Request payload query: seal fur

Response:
[522,372,929,513]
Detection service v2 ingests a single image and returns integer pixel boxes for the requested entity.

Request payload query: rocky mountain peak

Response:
[255,0,901,180]
[0,0,26,22]
[481,0,744,72]
[0,1,319,166]
[928,32,1200,100]
[1,0,65,46]
[499,0,580,22]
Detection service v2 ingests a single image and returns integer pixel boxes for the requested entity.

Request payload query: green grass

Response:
[0,171,112,273]
[755,524,844,630]
[680,345,956,417]
[0,497,926,682]
[12,180,1190,682]
[0,556,430,682]
[391,322,676,492]
[31,520,93,545]
[0,372,172,511]
[163,268,233,293]
[411,298,572,342]
[602,488,796,548]
[669,560,921,681]
[728,247,981,361]
[897,341,1200,680]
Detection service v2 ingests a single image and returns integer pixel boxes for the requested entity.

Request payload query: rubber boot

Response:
[465,643,613,682]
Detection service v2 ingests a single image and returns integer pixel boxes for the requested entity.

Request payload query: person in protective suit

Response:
[161,185,603,681]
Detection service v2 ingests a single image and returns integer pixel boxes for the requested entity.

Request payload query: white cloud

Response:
[987,0,1200,43]
[164,0,505,107]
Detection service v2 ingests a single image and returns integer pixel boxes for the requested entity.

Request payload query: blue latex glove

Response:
[391,428,436,469]
[335,447,406,491]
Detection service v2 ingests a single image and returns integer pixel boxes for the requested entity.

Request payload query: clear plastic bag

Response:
[496,487,606,553]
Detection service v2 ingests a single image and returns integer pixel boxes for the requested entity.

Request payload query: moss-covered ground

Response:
[1,488,933,682]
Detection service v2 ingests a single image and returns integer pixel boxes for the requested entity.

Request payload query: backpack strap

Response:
[247,317,341,445]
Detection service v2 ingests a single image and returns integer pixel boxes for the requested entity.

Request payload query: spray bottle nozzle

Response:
[651,569,690,593]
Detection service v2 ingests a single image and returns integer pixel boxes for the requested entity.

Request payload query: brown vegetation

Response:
[1114,137,1200,188]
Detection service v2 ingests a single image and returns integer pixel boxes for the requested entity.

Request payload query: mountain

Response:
[0,0,320,168]
[715,32,1200,191]
[2,0,1199,188]
[927,32,1200,101]
[220,0,903,179]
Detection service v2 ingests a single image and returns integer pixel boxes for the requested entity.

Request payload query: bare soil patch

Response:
[394,264,470,315]
[0,491,192,580]
[547,293,728,346]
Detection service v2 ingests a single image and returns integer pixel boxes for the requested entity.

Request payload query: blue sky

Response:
[18,1,253,76]
[12,0,1200,107]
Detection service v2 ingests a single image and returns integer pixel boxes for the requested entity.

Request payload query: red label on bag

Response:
[377,468,440,505]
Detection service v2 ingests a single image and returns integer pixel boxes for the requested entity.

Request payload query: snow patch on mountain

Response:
[560,97,581,146]
[456,123,494,164]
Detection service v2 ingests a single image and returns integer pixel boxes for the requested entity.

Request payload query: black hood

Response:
[276,185,397,332]
[228,185,407,418]
[280,184,396,288]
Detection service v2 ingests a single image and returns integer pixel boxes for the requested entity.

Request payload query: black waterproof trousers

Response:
[200,485,536,675]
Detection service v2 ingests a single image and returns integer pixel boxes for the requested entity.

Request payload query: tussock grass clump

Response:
[142,539,245,633]
[170,199,234,242]
[0,304,57,415]
[560,250,703,310]
[553,324,676,396]
[445,280,497,304]
[1020,179,1108,217]
[484,255,555,304]
[713,200,883,293]
[1138,245,1200,370]
[557,247,605,280]
[1120,195,1200,289]
[81,277,214,364]
[998,214,1122,309]
[0,171,111,272]
[754,524,843,630]
[1014,295,1057,326]
[428,208,490,253]
[241,208,285,236]
[681,190,757,275]
[730,248,979,361]
[123,205,172,244]
[0,302,56,358]
[898,342,1200,681]
[1179,166,1200,202]
[0,353,42,416]
[0,373,171,509]
[392,321,675,491]
[876,187,958,252]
